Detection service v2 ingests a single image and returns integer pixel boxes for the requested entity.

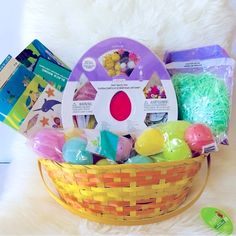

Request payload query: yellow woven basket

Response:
[38,155,210,226]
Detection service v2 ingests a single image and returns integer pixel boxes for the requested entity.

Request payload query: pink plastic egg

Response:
[184,123,214,153]
[31,129,65,162]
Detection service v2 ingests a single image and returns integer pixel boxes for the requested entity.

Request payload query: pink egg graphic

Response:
[110,91,132,121]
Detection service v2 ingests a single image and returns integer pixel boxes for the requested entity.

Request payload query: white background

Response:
[0,0,25,163]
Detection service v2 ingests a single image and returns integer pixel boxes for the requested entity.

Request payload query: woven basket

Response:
[38,155,210,226]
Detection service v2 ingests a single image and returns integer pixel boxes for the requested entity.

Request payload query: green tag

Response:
[33,57,71,91]
[201,207,233,235]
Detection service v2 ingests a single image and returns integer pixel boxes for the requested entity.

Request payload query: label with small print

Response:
[202,142,218,154]
[72,100,94,115]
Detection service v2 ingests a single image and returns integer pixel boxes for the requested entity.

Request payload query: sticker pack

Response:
[62,37,178,133]
[0,40,71,137]
[16,39,71,91]
[19,85,62,136]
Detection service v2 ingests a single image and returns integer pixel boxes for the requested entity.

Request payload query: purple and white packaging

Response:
[62,37,178,133]
[164,45,235,145]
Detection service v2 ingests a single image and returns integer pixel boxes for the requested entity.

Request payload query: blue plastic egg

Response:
[125,155,153,164]
[62,137,93,165]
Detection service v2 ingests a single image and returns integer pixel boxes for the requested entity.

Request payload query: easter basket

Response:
[38,154,210,226]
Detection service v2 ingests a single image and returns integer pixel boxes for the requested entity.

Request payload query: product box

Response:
[62,37,178,133]
[16,39,71,91]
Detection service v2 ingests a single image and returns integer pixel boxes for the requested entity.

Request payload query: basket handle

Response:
[38,155,211,225]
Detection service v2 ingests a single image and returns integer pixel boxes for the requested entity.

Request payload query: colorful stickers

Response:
[19,85,62,136]
[0,55,62,137]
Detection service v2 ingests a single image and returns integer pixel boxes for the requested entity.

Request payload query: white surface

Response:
[0,164,10,196]
[0,0,25,201]
[0,0,25,163]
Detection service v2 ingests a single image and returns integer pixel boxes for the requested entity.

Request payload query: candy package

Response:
[164,45,235,144]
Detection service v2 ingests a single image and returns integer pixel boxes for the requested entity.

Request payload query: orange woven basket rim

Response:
[39,154,205,170]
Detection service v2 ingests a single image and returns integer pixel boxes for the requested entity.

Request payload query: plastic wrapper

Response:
[72,129,134,162]
[30,128,65,162]
[164,45,235,144]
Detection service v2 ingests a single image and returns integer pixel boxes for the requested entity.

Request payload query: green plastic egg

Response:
[201,207,233,235]
[125,155,154,164]
[163,138,192,161]
[150,152,167,163]
[158,121,191,141]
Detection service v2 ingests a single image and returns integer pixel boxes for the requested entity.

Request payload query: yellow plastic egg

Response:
[135,128,164,156]
[64,128,84,140]
[96,159,116,165]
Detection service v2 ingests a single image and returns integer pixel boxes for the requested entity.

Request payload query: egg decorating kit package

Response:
[0,37,235,232]
[62,38,177,132]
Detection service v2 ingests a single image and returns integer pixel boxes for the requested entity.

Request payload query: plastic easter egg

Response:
[150,152,167,163]
[201,207,233,235]
[96,159,116,165]
[159,121,191,141]
[31,129,65,162]
[126,155,154,164]
[135,128,164,156]
[64,128,84,141]
[116,136,133,162]
[185,123,215,153]
[62,137,93,165]
[163,138,192,161]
